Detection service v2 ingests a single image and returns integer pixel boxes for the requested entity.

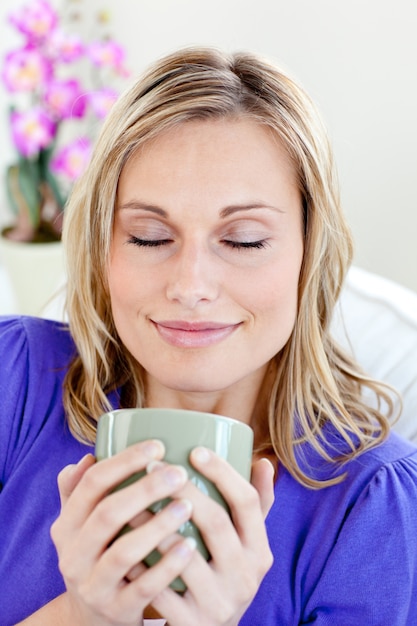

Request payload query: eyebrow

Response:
[219,202,284,217]
[118,200,284,218]
[118,201,167,216]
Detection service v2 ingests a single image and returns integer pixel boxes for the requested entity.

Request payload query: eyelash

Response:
[224,239,268,250]
[127,236,268,250]
[128,236,172,247]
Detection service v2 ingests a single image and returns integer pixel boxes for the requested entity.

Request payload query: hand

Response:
[50,441,198,626]
[149,448,275,626]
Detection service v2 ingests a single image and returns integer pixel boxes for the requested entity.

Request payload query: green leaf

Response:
[6,161,41,228]
[5,165,20,218]
[39,147,65,208]
[6,157,42,228]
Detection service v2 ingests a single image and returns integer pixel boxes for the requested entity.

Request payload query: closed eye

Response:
[127,236,173,248]
[127,236,269,250]
[223,239,269,250]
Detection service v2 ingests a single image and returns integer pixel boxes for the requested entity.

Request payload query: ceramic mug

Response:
[95,408,254,592]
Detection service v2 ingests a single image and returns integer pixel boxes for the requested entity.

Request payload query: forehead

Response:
[119,118,299,194]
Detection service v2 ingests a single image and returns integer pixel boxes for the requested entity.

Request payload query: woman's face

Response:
[109,119,304,409]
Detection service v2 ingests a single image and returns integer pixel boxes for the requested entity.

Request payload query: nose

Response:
[165,239,219,309]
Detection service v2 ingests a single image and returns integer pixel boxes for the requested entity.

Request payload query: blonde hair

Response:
[63,46,395,487]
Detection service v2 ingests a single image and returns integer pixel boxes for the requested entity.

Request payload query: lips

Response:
[151,319,241,348]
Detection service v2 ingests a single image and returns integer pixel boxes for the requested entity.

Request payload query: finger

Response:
[81,463,188,543]
[189,446,263,519]
[152,547,245,626]
[126,528,185,581]
[51,441,167,570]
[188,447,271,545]
[61,439,165,529]
[97,514,197,604]
[92,494,193,580]
[251,458,275,517]
[57,454,95,507]
[125,560,148,582]
[122,535,197,612]
[56,465,190,585]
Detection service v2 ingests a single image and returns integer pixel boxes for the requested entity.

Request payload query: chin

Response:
[166,378,230,394]
[152,370,238,394]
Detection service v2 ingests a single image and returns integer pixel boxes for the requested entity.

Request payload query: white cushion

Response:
[332,266,417,443]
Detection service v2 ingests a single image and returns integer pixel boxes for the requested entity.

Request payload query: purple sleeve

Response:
[0,315,75,483]
[0,316,90,625]
[0,316,30,483]
[302,455,417,625]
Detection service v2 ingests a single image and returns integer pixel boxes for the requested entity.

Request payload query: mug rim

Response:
[98,407,253,435]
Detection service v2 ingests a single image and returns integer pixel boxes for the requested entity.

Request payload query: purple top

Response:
[1,316,417,625]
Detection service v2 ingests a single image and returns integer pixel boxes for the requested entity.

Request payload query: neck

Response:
[144,363,272,426]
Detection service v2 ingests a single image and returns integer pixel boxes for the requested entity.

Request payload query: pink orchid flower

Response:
[47,29,85,63]
[51,138,92,181]
[11,107,56,157]
[88,88,118,119]
[2,46,52,92]
[87,40,127,74]
[44,79,87,120]
[9,0,58,42]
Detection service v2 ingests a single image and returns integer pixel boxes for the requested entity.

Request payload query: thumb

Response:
[57,453,95,507]
[251,457,275,518]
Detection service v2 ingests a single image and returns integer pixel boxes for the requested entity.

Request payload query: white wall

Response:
[1,0,416,292]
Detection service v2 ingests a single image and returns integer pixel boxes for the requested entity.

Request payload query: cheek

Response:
[108,259,131,309]
[248,253,302,311]
[256,279,298,323]
[108,247,155,310]
[249,257,302,345]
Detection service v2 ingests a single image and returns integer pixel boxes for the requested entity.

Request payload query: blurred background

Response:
[1,0,416,293]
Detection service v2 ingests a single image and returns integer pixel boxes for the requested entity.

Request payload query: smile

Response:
[151,320,241,348]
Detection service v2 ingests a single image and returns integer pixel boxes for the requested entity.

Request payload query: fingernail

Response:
[73,454,94,472]
[142,439,165,458]
[191,446,211,463]
[169,498,193,519]
[260,457,275,473]
[78,453,94,466]
[64,463,77,478]
[175,536,197,557]
[146,460,164,474]
[163,465,188,487]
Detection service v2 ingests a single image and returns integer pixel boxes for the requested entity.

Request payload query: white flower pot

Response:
[0,235,65,318]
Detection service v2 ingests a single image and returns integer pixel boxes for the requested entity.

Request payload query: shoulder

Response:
[293,421,417,491]
[303,436,417,622]
[0,315,76,377]
[0,314,76,416]
[270,431,417,575]
[275,429,417,514]
[0,316,78,481]
[259,434,417,623]
[0,314,74,354]
[341,431,417,499]
[347,432,417,521]
[362,428,417,463]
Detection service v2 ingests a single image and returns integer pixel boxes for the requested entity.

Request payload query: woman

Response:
[1,47,416,626]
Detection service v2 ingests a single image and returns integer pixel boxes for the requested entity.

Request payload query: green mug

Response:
[95,408,254,592]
